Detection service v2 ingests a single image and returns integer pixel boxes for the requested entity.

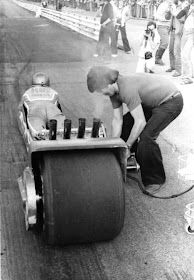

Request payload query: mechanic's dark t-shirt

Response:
[110,74,179,111]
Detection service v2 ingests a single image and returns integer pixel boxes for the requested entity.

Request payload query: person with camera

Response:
[87,66,183,193]
[136,21,160,73]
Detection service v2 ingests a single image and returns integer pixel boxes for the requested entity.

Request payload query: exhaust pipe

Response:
[91,118,101,138]
[77,118,86,138]
[49,119,57,140]
[63,119,71,139]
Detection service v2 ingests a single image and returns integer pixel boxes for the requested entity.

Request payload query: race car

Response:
[17,98,131,245]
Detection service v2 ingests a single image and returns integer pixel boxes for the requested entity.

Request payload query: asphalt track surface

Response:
[0,0,194,279]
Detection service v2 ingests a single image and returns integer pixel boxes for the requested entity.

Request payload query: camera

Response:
[145,29,151,35]
[144,28,153,39]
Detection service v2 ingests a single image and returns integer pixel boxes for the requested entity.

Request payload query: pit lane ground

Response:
[0,0,194,279]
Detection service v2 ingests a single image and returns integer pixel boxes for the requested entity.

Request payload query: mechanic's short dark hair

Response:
[87,66,119,93]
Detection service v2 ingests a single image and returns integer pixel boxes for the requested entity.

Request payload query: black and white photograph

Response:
[0,0,194,279]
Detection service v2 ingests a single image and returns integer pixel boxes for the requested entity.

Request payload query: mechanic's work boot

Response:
[155,48,165,65]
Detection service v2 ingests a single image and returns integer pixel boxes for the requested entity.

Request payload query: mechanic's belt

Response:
[159,91,181,105]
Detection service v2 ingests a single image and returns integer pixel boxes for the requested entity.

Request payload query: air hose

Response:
[127,174,194,199]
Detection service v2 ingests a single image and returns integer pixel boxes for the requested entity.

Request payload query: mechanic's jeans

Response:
[120,94,183,186]
[157,25,170,50]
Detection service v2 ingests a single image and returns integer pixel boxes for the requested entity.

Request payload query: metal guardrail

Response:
[13,0,100,41]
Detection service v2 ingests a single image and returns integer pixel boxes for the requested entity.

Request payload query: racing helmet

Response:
[32,72,50,87]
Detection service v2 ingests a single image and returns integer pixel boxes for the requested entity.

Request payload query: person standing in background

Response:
[136,0,144,18]
[42,1,48,8]
[94,0,118,57]
[177,0,194,84]
[166,0,187,77]
[155,0,172,65]
[115,1,132,54]
[131,0,137,17]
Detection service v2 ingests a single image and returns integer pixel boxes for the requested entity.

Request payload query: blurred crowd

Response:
[43,0,163,18]
[37,0,194,83]
[93,0,194,84]
[62,0,164,19]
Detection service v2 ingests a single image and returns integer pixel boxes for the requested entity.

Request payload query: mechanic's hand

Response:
[31,131,46,140]
[124,145,131,169]
[126,145,131,158]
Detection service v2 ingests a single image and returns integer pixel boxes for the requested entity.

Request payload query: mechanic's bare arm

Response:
[111,106,123,138]
[127,104,146,148]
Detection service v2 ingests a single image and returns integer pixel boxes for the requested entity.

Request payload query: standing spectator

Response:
[93,0,98,11]
[115,1,132,54]
[155,0,172,65]
[136,0,144,18]
[94,0,118,57]
[128,0,133,17]
[96,0,104,16]
[166,0,186,77]
[153,0,160,18]
[56,0,62,10]
[142,0,148,18]
[147,0,155,19]
[76,0,80,8]
[42,1,48,8]
[177,0,194,83]
[146,0,151,18]
[131,0,137,17]
[136,21,160,72]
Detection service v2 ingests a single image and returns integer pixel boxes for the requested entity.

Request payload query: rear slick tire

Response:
[41,149,125,245]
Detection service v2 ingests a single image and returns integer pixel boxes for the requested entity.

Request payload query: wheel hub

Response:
[18,167,41,230]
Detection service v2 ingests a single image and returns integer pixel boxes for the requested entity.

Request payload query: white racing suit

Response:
[20,86,65,138]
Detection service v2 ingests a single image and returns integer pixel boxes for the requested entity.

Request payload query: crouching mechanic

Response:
[19,72,66,140]
[87,66,183,193]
